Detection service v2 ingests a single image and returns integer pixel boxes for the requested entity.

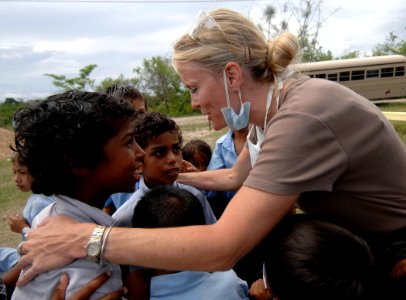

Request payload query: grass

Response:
[0,159,26,248]
[1,107,406,248]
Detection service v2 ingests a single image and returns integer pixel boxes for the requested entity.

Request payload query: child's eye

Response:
[173,145,181,153]
[127,137,135,146]
[153,150,165,157]
[191,87,198,94]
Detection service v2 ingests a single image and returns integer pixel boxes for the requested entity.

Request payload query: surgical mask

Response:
[247,86,273,166]
[247,69,293,166]
[221,70,251,131]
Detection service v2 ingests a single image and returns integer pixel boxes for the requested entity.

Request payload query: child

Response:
[112,111,216,227]
[182,139,212,172]
[249,214,376,300]
[129,185,249,299]
[106,84,148,113]
[0,154,54,274]
[103,84,148,215]
[10,90,144,299]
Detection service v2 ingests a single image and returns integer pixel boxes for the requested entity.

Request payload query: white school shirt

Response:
[11,195,122,300]
[112,176,217,227]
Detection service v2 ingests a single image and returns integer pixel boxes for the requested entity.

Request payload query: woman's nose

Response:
[191,95,200,109]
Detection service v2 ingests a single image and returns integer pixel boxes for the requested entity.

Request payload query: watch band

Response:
[85,225,106,263]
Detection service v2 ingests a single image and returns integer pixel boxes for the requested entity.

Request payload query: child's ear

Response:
[71,166,91,177]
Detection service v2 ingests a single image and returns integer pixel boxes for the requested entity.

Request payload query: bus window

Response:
[339,71,350,82]
[351,70,365,80]
[381,67,394,77]
[366,69,379,78]
[315,73,326,79]
[395,66,405,77]
[328,73,338,81]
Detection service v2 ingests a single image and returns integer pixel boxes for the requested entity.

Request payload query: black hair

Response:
[264,214,375,300]
[133,112,183,149]
[132,185,205,228]
[13,90,137,196]
[106,84,147,111]
[182,139,212,170]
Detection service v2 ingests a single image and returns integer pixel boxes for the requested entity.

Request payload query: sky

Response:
[0,0,405,102]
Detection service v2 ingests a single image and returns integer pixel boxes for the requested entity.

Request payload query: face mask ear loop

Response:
[264,85,274,129]
[237,89,243,105]
[223,70,232,108]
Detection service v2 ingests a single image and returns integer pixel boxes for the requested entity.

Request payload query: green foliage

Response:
[391,120,406,145]
[373,31,406,56]
[133,56,191,115]
[95,74,140,92]
[44,64,98,91]
[0,100,27,129]
[340,51,360,59]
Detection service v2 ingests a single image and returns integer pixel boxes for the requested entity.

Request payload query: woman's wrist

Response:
[72,222,98,259]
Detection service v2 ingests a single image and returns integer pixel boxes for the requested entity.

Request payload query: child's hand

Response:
[181,160,199,173]
[8,214,29,234]
[51,272,126,300]
[392,258,406,278]
[249,279,273,300]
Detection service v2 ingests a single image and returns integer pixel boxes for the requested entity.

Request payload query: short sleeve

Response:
[244,112,348,195]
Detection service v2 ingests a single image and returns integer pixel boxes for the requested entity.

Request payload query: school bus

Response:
[293,55,406,101]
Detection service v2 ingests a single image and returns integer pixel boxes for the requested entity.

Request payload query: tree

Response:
[133,56,191,115]
[373,31,406,56]
[44,64,98,91]
[95,74,140,93]
[340,50,360,59]
[259,0,336,62]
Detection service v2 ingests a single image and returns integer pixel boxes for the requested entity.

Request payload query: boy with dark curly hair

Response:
[11,90,144,299]
[113,111,216,227]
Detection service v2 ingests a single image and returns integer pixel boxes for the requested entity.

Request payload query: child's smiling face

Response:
[89,120,144,204]
[142,131,183,188]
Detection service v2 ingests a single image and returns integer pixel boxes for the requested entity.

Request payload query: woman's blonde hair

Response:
[173,8,300,82]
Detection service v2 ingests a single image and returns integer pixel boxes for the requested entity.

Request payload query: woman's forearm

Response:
[178,147,252,191]
[177,168,241,191]
[103,224,239,271]
[18,188,297,286]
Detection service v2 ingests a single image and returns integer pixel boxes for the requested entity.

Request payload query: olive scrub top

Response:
[244,75,406,236]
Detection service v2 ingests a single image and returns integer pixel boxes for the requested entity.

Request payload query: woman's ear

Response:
[224,62,243,91]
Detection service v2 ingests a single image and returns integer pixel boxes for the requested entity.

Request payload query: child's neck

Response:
[144,179,175,190]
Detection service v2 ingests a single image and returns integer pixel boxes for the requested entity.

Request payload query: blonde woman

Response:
[17,8,406,299]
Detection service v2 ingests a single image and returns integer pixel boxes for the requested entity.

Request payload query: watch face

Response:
[87,242,101,257]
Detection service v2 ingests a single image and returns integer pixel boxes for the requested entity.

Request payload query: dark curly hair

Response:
[106,84,148,112]
[133,112,182,149]
[13,90,137,196]
[132,185,205,228]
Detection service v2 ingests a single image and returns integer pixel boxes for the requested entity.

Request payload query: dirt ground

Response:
[0,127,14,161]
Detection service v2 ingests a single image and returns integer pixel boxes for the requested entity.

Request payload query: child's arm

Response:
[50,272,126,300]
[2,262,21,297]
[125,269,151,300]
[8,214,29,234]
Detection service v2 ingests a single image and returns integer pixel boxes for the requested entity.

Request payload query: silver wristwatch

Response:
[85,225,106,263]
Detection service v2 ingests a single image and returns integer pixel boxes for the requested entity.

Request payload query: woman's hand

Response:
[15,214,95,286]
[8,214,29,234]
[51,272,126,300]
